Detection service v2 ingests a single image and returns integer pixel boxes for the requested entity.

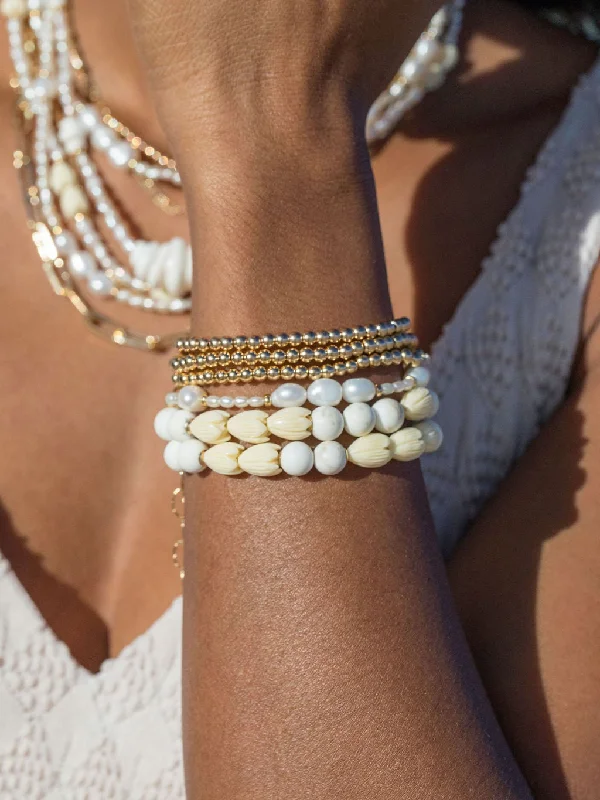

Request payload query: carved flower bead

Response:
[202,442,244,475]
[227,410,269,444]
[347,433,392,468]
[189,409,231,444]
[238,443,282,476]
[267,407,312,440]
[389,427,426,461]
[401,387,439,421]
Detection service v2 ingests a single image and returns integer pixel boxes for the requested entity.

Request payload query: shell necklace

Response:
[2,0,464,352]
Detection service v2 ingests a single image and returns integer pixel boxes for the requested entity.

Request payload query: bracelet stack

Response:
[170,317,425,387]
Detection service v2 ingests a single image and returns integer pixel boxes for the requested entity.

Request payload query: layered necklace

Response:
[2,0,465,352]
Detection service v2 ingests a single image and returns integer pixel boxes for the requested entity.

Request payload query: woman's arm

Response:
[130,2,533,796]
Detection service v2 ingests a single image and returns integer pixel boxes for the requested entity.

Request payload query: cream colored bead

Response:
[202,442,244,475]
[0,0,27,17]
[189,409,231,444]
[226,410,269,444]
[372,397,404,434]
[49,161,76,194]
[401,387,439,421]
[59,185,89,219]
[347,433,392,468]
[414,420,443,453]
[238,442,282,476]
[389,427,426,461]
[266,407,312,440]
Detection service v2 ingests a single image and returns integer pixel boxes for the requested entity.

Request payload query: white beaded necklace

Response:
[2,0,464,351]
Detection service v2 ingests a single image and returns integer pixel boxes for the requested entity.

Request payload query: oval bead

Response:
[178,439,207,473]
[238,443,282,476]
[405,366,430,387]
[203,442,244,475]
[59,185,89,219]
[163,440,182,472]
[167,409,194,442]
[343,402,376,437]
[177,385,206,412]
[314,440,347,476]
[347,433,392,468]
[227,410,269,444]
[49,160,76,194]
[280,441,314,476]
[311,406,344,441]
[389,427,426,461]
[267,407,312,440]
[154,407,176,441]
[342,378,376,403]
[401,387,439,421]
[414,420,443,453]
[189,409,231,444]
[306,378,343,407]
[270,382,307,408]
[372,398,404,434]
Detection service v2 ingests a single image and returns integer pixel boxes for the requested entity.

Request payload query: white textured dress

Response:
[2,54,600,799]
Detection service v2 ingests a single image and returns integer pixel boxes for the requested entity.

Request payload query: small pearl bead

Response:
[271,383,307,408]
[206,396,221,408]
[311,406,344,441]
[87,272,113,296]
[108,141,135,168]
[219,396,235,409]
[79,105,100,129]
[280,441,314,476]
[234,396,249,408]
[414,420,443,453]
[177,385,206,412]
[306,378,343,407]
[343,402,376,437]
[165,392,179,407]
[68,251,95,278]
[393,378,413,392]
[248,396,264,408]
[380,382,395,396]
[54,230,76,255]
[91,125,114,150]
[314,440,347,475]
[342,378,376,403]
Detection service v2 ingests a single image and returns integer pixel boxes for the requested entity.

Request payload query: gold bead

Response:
[228,369,239,382]
[221,337,233,349]
[275,333,290,346]
[353,325,367,338]
[321,364,335,378]
[399,348,413,363]
[382,336,394,351]
[315,330,330,345]
[196,355,205,366]
[272,350,287,363]
[203,370,214,382]
[300,347,315,363]
[393,317,411,332]
[326,345,339,360]
[232,352,244,364]
[245,351,257,364]
[328,329,342,343]
[314,347,327,363]
[338,344,353,359]
[181,374,190,384]
[289,332,303,346]
[171,373,180,384]
[281,365,295,379]
[308,365,322,379]
[375,385,384,398]
[261,333,275,347]
[411,348,425,365]
[185,355,195,367]
[253,366,267,381]
[374,338,387,352]
[363,339,377,354]
[170,357,180,369]
[369,354,382,368]
[366,324,378,337]
[176,338,185,350]
[341,327,354,342]
[381,352,393,367]
[287,348,300,363]
[334,361,346,376]
[295,365,309,380]
[351,341,364,356]
[241,369,253,382]
[216,370,228,383]
[302,331,317,345]
[264,394,272,408]
[357,355,370,369]
[248,335,261,348]
[218,352,230,365]
[198,338,209,351]
[259,350,272,364]
[267,367,280,380]
[210,337,222,350]
[391,349,403,364]
[206,353,218,366]
[346,360,358,374]
[234,335,248,348]
[405,333,419,347]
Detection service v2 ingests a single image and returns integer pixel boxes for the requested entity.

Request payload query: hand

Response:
[126,0,438,149]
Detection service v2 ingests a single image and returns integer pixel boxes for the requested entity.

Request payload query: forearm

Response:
[181,96,530,798]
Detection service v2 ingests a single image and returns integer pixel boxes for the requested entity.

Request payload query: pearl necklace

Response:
[2,0,464,352]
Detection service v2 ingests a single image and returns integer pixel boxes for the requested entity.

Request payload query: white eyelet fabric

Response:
[2,53,600,799]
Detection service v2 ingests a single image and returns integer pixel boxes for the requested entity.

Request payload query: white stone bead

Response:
[372,398,404,434]
[414,420,443,453]
[271,383,307,408]
[347,433,392,468]
[266,407,312,440]
[79,105,101,130]
[401,387,439,421]
[167,409,194,442]
[162,237,188,298]
[88,272,113,296]
[108,141,135,168]
[49,161,76,194]
[206,396,221,409]
[189,409,231,444]
[91,125,115,151]
[343,402,376,437]
[248,396,265,408]
[219,396,235,409]
[238,443,282,476]
[177,385,206,412]
[178,439,207,473]
[163,440,182,472]
[234,396,249,408]
[280,441,314,476]
[58,117,84,151]
[59,185,89,219]
[165,392,179,407]
[306,378,343,407]
[342,378,376,403]
[227,410,269,444]
[131,241,159,283]
[314,440,347,475]
[311,406,344,441]
[203,442,244,475]
[0,0,27,17]
[154,407,176,441]
[405,366,430,387]
[68,250,95,278]
[389,427,426,461]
